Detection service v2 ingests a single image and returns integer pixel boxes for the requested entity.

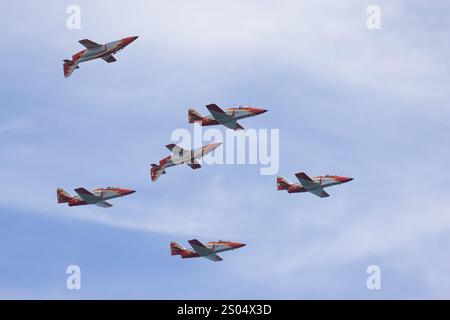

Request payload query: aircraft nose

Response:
[255,108,268,114]
[123,36,139,45]
[236,243,246,248]
[124,189,136,195]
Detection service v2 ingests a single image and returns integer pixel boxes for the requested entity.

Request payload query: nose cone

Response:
[253,108,268,115]
[246,107,267,115]
[121,188,136,195]
[210,142,222,150]
[234,242,246,249]
[122,36,139,46]
[336,176,353,183]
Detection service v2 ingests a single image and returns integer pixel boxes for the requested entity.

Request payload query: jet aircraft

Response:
[277,172,353,198]
[63,36,138,77]
[57,187,135,207]
[171,239,246,262]
[150,142,222,182]
[188,104,267,130]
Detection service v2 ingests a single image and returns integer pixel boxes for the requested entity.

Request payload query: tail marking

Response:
[188,108,205,123]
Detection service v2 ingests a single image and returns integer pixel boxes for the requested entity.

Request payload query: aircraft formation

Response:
[59,36,353,262]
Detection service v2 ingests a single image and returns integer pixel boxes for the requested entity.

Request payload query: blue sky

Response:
[0,0,449,299]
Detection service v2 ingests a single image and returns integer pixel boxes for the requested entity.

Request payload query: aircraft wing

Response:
[93,200,113,208]
[206,104,244,130]
[166,144,186,157]
[101,54,117,63]
[74,187,102,204]
[188,239,211,255]
[79,39,101,49]
[203,253,223,262]
[222,121,244,130]
[186,160,201,170]
[308,189,330,198]
[188,239,223,262]
[295,172,319,189]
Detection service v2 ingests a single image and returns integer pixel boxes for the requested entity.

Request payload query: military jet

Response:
[150,142,222,182]
[171,239,246,262]
[63,36,138,77]
[57,187,135,208]
[277,172,353,198]
[188,104,267,130]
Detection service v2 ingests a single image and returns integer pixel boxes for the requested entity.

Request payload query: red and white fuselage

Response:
[150,142,222,182]
[57,187,135,208]
[171,239,246,262]
[277,172,353,198]
[188,104,267,130]
[63,36,138,77]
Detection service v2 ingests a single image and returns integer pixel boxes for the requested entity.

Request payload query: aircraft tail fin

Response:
[188,108,205,123]
[63,60,77,78]
[171,241,188,255]
[150,164,166,182]
[277,176,293,191]
[57,188,72,203]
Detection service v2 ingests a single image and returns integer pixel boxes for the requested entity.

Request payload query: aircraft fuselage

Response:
[182,242,245,258]
[161,143,221,169]
[289,176,352,193]
[72,39,134,65]
[67,188,135,206]
[201,107,267,126]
